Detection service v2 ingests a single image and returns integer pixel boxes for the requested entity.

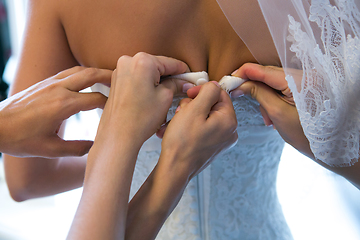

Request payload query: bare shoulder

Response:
[27,0,61,14]
[26,0,70,27]
[12,0,78,93]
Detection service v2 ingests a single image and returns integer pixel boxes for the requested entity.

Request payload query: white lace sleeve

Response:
[284,0,360,166]
[217,0,360,167]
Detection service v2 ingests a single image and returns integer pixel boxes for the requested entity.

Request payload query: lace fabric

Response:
[217,0,360,167]
[285,0,360,166]
[130,97,292,240]
[92,80,292,239]
[92,74,293,238]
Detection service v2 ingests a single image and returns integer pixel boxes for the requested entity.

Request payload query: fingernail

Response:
[230,90,244,98]
[231,69,238,76]
[175,105,181,113]
[211,81,221,88]
[182,83,195,93]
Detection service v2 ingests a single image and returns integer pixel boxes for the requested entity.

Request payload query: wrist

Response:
[157,149,192,185]
[94,126,143,151]
[85,135,140,183]
[96,121,148,150]
[142,161,190,216]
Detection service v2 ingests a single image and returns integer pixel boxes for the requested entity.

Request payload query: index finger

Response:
[186,85,202,99]
[53,66,86,79]
[232,63,287,91]
[63,68,113,92]
[154,56,189,77]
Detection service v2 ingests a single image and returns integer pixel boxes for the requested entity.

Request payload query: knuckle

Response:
[248,82,262,100]
[53,93,72,110]
[53,97,66,110]
[242,62,253,70]
[117,55,131,66]
[54,66,83,78]
[179,98,191,107]
[134,51,150,59]
[45,81,60,91]
[71,66,85,72]
[160,88,174,103]
[133,52,153,69]
[82,67,98,78]
[249,84,257,99]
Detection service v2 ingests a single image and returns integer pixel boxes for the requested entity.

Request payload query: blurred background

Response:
[0,1,359,239]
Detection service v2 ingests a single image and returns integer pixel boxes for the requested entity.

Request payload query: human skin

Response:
[230,63,360,189]
[180,63,360,190]
[67,54,238,239]
[5,0,279,201]
[0,67,111,158]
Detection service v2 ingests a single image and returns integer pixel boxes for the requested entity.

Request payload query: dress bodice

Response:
[130,96,293,240]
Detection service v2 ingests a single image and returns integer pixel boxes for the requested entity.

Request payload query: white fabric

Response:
[89,3,360,239]
[217,0,360,167]
[92,83,292,239]
[132,97,291,240]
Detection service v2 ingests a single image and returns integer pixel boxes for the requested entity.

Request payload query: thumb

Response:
[233,63,287,91]
[48,138,94,157]
[237,80,286,120]
[232,63,295,105]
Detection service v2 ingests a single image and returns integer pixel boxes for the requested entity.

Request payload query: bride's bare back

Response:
[5,0,278,200]
[61,0,278,80]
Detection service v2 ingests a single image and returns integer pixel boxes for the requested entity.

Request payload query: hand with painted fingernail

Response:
[231,63,313,159]
[96,52,189,148]
[159,81,238,180]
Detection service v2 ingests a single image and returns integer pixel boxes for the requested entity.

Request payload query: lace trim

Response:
[286,0,360,167]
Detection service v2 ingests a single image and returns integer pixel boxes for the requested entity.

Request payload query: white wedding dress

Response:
[94,1,360,239]
[130,96,292,240]
[218,0,360,167]
[131,1,360,238]
[92,81,292,239]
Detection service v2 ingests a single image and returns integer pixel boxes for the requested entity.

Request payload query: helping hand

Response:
[95,52,189,149]
[159,81,238,180]
[0,66,112,158]
[230,63,314,159]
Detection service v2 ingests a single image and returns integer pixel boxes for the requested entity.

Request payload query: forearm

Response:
[312,157,360,190]
[125,153,189,240]
[3,121,87,201]
[68,138,140,240]
[4,154,86,201]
